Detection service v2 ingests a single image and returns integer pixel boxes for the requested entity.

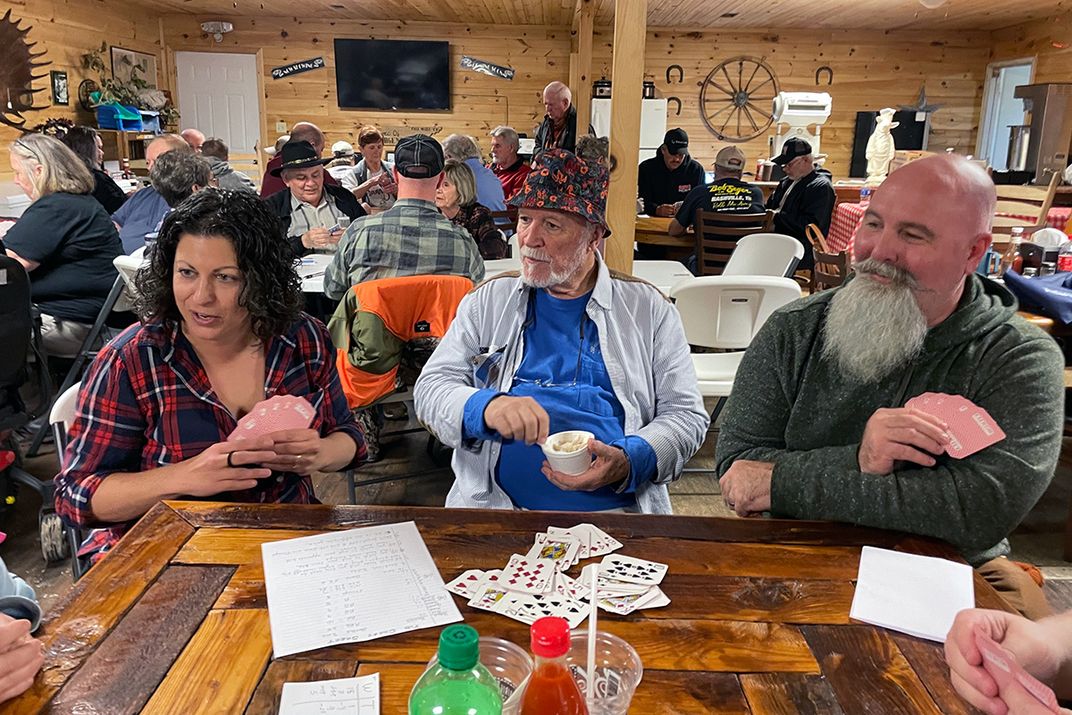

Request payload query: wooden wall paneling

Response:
[161,17,575,159]
[591,27,990,179]
[989,15,1072,84]
[0,0,163,181]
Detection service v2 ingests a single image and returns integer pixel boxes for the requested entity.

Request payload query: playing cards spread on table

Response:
[228,394,316,442]
[904,392,1005,459]
[445,523,670,625]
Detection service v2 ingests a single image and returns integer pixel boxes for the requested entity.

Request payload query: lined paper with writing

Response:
[262,521,462,657]
[279,673,380,714]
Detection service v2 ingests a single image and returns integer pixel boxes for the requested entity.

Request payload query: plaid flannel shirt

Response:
[54,314,365,561]
[323,198,485,300]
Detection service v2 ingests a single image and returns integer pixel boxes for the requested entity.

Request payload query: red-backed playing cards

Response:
[227,394,316,442]
[974,629,1060,713]
[904,392,1005,459]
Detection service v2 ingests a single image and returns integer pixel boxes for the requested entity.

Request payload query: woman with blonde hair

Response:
[4,133,122,356]
[436,159,507,260]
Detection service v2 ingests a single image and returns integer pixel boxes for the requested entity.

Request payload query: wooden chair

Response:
[489,207,519,236]
[805,222,830,255]
[694,209,773,276]
[811,248,851,292]
[992,173,1061,239]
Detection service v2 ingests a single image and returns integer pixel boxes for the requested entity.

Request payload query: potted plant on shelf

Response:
[80,43,179,131]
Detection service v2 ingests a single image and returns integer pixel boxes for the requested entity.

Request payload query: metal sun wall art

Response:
[699,56,780,143]
[0,9,50,129]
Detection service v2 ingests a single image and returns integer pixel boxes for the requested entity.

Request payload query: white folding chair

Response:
[670,276,802,471]
[49,382,89,580]
[722,233,804,278]
[113,254,143,309]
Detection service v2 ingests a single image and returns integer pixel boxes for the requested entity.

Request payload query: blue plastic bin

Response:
[96,104,143,131]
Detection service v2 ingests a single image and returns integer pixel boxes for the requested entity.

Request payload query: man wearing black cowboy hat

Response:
[264,140,365,258]
[765,137,836,268]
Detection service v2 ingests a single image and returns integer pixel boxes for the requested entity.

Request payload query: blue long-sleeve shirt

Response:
[462,289,656,510]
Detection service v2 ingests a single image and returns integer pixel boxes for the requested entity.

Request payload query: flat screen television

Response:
[334,39,451,111]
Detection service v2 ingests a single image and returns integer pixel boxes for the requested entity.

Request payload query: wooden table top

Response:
[2,501,1007,714]
[634,216,692,248]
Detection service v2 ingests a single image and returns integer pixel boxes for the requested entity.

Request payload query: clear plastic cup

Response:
[426,636,533,714]
[541,430,594,475]
[563,630,643,715]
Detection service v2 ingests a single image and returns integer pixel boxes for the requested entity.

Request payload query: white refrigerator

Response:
[590,98,669,163]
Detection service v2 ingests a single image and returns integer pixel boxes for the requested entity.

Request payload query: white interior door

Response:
[175,52,261,155]
[977,59,1034,170]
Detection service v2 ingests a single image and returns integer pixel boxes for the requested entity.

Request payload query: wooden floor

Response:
[3,402,1070,614]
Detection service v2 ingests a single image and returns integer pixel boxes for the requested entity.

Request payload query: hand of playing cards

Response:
[445,523,670,628]
[974,629,1061,713]
[906,392,1006,459]
[228,395,316,442]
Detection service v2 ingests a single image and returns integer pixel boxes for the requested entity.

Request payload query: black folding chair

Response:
[0,255,68,565]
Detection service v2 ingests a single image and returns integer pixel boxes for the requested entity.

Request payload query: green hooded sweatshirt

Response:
[715,274,1064,566]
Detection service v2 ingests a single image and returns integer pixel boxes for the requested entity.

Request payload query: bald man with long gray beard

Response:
[716,154,1064,619]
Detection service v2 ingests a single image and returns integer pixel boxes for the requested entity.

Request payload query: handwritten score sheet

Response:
[262,521,462,657]
[279,673,380,715]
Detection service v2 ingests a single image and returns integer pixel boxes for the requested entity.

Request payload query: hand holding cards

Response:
[228,395,316,442]
[905,393,1005,459]
[974,629,1060,713]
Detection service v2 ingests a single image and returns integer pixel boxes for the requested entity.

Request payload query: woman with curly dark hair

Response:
[53,188,366,565]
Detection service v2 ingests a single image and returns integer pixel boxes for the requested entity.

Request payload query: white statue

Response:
[865,107,899,186]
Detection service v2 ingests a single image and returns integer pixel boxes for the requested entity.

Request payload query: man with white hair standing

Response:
[533,81,593,159]
[716,154,1064,619]
[415,148,708,514]
[442,133,506,214]
[488,126,531,200]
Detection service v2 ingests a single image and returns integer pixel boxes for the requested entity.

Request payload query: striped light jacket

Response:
[414,254,709,514]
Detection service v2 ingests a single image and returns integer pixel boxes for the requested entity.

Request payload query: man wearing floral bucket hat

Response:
[416,148,708,514]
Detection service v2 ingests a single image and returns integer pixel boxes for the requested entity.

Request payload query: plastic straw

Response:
[587,565,597,704]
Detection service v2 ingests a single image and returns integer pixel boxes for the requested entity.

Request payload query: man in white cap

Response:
[765,137,835,268]
[669,146,765,237]
[327,140,358,181]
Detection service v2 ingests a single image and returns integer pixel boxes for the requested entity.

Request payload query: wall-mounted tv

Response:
[334,39,451,111]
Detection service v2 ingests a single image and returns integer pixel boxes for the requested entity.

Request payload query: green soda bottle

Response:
[409,624,504,715]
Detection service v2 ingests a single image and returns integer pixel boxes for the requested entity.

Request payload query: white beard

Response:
[822,258,928,384]
[520,240,589,289]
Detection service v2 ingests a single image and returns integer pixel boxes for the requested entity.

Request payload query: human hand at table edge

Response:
[858,407,949,475]
[0,614,44,704]
[718,459,773,516]
[87,438,277,524]
[257,429,358,475]
[541,438,629,492]
[654,204,677,218]
[301,227,335,250]
[944,608,1072,715]
[483,395,549,446]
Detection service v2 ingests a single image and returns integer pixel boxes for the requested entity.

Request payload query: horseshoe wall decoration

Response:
[666,64,684,84]
[667,97,682,116]
[815,66,834,86]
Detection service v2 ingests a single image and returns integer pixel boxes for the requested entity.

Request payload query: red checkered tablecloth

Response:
[825,203,1071,260]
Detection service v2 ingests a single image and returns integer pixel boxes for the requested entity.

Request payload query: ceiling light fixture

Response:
[201,20,234,43]
[918,0,948,8]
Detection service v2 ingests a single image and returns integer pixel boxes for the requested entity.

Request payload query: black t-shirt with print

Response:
[675,177,766,229]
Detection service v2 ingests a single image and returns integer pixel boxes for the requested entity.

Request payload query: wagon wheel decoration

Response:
[699,56,780,142]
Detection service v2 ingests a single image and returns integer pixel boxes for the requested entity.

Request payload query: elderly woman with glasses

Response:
[436,159,507,260]
[53,188,367,567]
[4,134,123,358]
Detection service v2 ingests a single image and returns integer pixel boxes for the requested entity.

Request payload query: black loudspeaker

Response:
[849,110,928,179]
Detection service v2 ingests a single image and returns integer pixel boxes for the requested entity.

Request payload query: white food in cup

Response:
[541,430,595,475]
